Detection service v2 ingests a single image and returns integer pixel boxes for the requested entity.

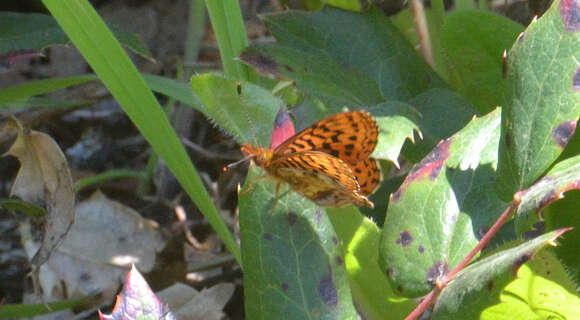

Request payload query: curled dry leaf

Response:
[3,117,75,266]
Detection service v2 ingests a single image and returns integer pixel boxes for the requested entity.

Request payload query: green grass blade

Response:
[204,0,252,80]
[41,0,241,265]
[0,74,97,106]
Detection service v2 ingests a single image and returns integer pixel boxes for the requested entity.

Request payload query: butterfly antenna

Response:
[236,82,260,147]
[223,154,253,172]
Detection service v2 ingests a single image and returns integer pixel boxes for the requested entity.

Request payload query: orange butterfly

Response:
[241,110,382,208]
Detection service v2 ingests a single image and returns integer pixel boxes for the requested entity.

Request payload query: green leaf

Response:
[440,10,524,113]
[0,12,151,59]
[42,0,241,265]
[142,74,204,112]
[240,45,383,107]
[191,73,280,146]
[543,190,580,291]
[258,8,446,102]
[515,153,580,235]
[327,206,416,320]
[367,101,422,167]
[380,109,507,297]
[239,168,357,319]
[432,229,572,319]
[403,88,477,162]
[480,249,580,319]
[496,0,580,198]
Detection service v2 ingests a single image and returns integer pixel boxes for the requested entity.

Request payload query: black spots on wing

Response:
[523,221,546,240]
[349,135,357,141]
[281,283,289,292]
[574,68,580,90]
[426,261,449,285]
[264,233,273,240]
[319,124,331,133]
[560,0,580,31]
[332,236,338,245]
[552,120,577,148]
[394,138,452,201]
[395,231,414,248]
[293,141,306,149]
[513,252,534,275]
[418,245,425,254]
[288,211,297,226]
[345,151,352,157]
[329,149,339,157]
[318,265,338,307]
[487,280,494,291]
[345,144,354,150]
[335,256,344,265]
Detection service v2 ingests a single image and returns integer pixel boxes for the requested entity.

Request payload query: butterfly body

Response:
[241,111,381,208]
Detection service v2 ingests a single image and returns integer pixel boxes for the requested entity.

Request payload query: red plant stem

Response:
[404,192,522,320]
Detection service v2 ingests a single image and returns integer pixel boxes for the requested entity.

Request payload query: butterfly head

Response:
[241,143,273,166]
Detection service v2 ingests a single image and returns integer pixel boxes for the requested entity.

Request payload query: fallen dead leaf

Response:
[3,117,75,267]
[156,282,235,320]
[21,190,165,306]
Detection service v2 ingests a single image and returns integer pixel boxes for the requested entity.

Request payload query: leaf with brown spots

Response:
[380,110,507,298]
[496,0,580,197]
[432,229,571,319]
[239,168,357,319]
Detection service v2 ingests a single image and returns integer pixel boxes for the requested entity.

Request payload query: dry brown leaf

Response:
[4,117,75,266]
[21,190,165,305]
[156,282,235,320]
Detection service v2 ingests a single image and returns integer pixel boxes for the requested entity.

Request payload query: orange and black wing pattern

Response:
[274,111,378,164]
[269,151,373,208]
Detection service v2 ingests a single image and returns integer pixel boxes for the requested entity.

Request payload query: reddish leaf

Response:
[99,265,175,320]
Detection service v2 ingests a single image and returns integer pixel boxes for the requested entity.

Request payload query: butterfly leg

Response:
[239,174,268,196]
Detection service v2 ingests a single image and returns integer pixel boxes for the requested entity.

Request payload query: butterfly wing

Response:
[349,158,382,196]
[268,151,373,208]
[274,111,379,164]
